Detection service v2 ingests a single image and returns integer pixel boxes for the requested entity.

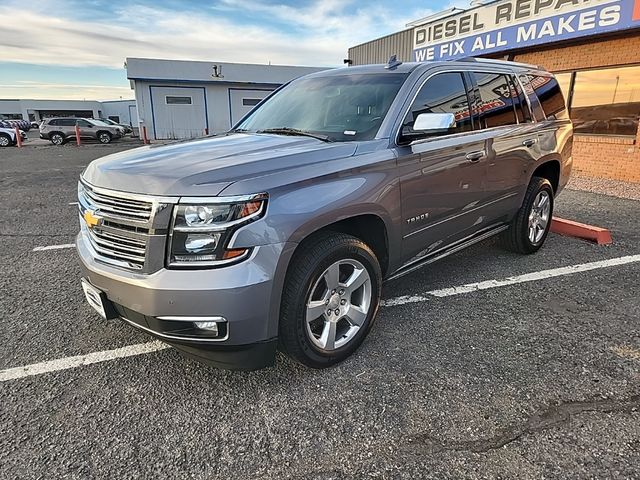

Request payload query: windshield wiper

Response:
[257,127,332,142]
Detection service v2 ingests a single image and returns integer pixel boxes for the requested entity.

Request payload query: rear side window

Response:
[473,72,517,128]
[59,119,77,126]
[509,75,532,123]
[521,75,569,121]
[402,72,473,135]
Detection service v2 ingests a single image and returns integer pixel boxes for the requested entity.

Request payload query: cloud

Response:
[0,83,132,101]
[0,0,439,69]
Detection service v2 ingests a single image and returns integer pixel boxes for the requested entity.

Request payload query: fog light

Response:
[194,321,219,335]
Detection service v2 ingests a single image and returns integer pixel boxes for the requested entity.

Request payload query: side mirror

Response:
[400,113,456,144]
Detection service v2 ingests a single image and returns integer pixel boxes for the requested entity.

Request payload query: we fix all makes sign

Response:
[413,0,640,62]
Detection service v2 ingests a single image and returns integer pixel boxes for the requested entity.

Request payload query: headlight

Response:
[168,194,267,267]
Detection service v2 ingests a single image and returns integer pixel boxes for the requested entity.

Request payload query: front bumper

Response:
[78,233,295,370]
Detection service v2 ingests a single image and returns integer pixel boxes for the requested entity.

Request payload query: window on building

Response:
[473,72,518,128]
[166,96,192,105]
[242,98,262,107]
[401,72,473,136]
[108,116,120,123]
[570,65,640,137]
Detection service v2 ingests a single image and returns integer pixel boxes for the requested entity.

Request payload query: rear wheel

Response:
[50,133,65,145]
[98,131,112,144]
[0,134,10,147]
[279,232,382,368]
[500,176,554,254]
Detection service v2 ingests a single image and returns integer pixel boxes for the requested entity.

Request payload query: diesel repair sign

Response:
[413,0,640,62]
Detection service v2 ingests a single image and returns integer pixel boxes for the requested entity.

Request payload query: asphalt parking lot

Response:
[1,144,639,479]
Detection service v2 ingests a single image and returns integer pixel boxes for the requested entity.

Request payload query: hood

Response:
[82,133,358,196]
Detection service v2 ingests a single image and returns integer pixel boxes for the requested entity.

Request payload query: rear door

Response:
[469,71,541,223]
[396,71,489,264]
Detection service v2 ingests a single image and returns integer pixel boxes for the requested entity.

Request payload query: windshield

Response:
[236,73,408,142]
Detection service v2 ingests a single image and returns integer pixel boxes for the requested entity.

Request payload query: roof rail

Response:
[456,57,545,71]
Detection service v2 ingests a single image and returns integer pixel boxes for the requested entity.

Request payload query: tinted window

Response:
[523,75,568,121]
[510,75,531,123]
[237,73,408,142]
[519,75,546,121]
[48,119,60,126]
[59,119,77,126]
[474,72,517,128]
[401,72,472,136]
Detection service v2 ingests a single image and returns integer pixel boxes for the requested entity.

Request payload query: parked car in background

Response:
[98,118,132,134]
[77,58,572,370]
[31,121,40,129]
[1,119,30,131]
[40,117,123,145]
[0,126,26,147]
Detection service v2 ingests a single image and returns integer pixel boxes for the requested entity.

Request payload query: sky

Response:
[0,0,464,101]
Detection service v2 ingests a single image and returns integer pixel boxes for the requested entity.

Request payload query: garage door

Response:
[150,86,207,139]
[229,89,273,127]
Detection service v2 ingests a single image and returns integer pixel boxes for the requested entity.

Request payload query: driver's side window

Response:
[402,72,473,136]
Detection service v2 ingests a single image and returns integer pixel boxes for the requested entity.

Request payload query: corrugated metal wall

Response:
[348,29,414,65]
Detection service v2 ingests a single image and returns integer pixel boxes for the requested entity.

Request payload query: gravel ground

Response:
[1,145,639,479]
[567,174,640,201]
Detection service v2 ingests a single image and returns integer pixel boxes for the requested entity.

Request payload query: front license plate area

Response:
[81,279,116,319]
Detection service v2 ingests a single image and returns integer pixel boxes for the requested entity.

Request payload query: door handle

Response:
[465,150,486,162]
[522,138,538,148]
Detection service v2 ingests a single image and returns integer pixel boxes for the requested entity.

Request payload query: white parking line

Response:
[383,254,640,306]
[2,254,639,381]
[69,202,78,206]
[32,243,75,252]
[0,341,170,382]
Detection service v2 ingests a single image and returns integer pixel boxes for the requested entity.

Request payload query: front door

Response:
[396,71,490,265]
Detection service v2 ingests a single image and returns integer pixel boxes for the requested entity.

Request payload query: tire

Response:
[500,176,554,254]
[0,133,10,147]
[50,133,65,146]
[279,232,382,368]
[97,131,112,144]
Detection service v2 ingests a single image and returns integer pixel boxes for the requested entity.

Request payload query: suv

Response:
[40,117,123,145]
[0,126,26,147]
[77,59,572,370]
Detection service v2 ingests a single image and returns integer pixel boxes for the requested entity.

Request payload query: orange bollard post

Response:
[14,127,22,147]
[142,125,149,145]
[75,125,81,146]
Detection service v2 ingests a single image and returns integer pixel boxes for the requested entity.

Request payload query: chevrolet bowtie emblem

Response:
[83,210,102,229]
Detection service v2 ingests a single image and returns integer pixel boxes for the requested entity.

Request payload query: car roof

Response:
[306,58,547,79]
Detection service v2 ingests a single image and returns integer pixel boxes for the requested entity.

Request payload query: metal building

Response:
[126,58,327,140]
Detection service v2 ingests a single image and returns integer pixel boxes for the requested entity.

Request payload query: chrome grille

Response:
[82,184,153,222]
[87,227,147,269]
[78,181,173,272]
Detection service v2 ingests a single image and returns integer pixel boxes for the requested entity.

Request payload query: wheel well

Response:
[97,130,111,137]
[532,160,560,193]
[313,214,389,276]
[49,131,65,139]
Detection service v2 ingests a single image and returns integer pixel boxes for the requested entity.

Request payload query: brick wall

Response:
[512,33,640,183]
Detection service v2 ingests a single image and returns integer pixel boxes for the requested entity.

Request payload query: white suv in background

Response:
[0,126,26,147]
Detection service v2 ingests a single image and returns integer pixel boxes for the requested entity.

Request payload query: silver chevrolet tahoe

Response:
[77,58,572,370]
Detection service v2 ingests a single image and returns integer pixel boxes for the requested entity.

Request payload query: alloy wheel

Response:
[528,190,551,244]
[0,136,9,147]
[305,259,372,351]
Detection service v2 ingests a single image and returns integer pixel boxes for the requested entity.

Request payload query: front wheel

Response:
[50,133,65,146]
[98,132,112,144]
[500,176,554,254]
[0,134,11,147]
[279,232,382,368]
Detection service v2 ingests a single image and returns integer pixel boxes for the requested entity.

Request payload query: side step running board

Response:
[385,225,509,282]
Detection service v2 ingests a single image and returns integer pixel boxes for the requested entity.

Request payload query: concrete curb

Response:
[551,217,613,245]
